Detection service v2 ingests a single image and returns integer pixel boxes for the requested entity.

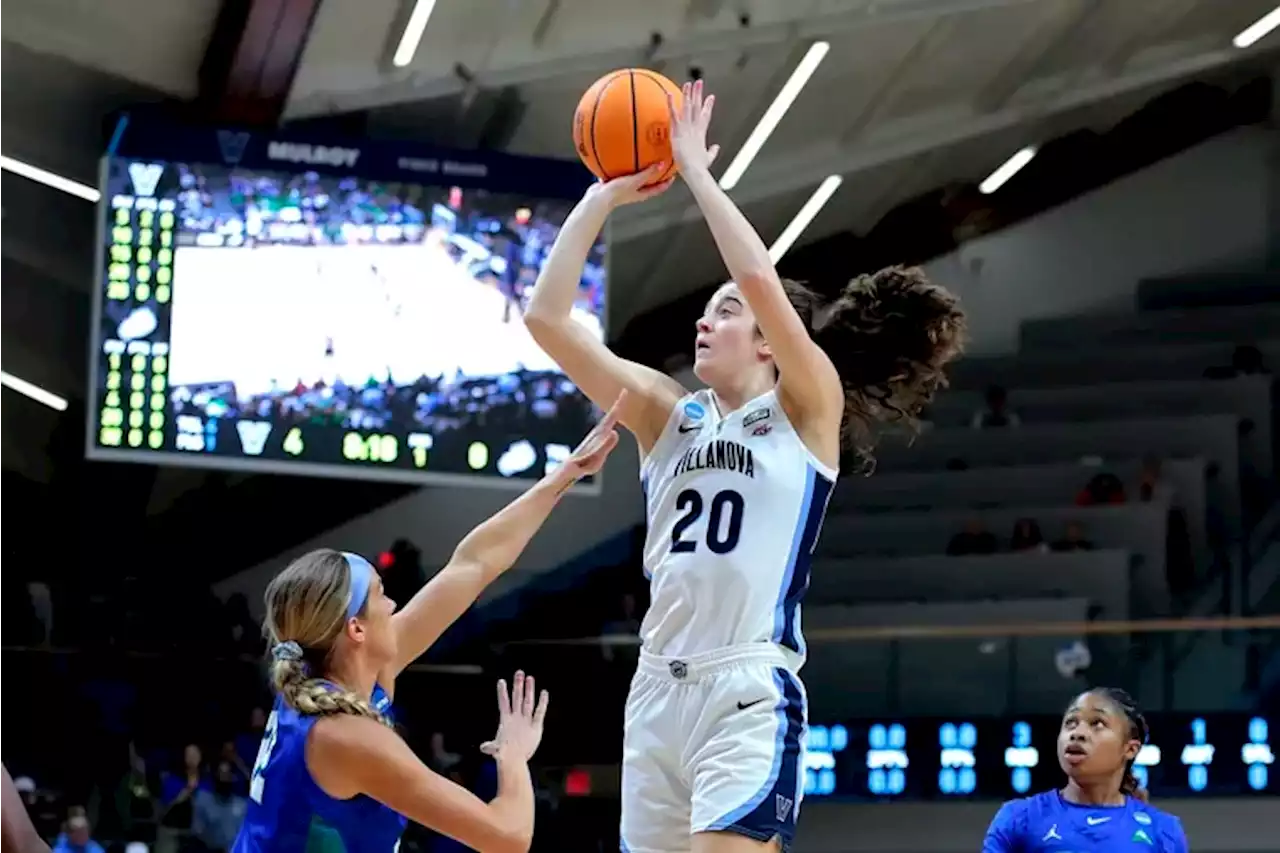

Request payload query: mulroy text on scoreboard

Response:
[86,116,606,489]
[800,713,1274,801]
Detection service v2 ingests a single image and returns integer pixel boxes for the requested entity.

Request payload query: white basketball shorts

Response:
[620,642,807,853]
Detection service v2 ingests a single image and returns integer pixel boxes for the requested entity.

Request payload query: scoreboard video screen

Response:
[801,713,1274,801]
[87,118,603,487]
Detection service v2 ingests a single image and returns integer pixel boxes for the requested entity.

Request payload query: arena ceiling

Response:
[297,0,1279,323]
[1,0,1278,528]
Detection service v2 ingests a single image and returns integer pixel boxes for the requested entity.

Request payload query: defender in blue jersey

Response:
[983,688,1190,853]
[233,397,625,853]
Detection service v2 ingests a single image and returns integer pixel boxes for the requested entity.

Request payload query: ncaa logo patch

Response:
[683,401,706,420]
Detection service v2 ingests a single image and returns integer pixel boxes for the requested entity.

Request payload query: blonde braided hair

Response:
[263,548,393,728]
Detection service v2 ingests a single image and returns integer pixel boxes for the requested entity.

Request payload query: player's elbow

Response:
[522,311,571,350]
[734,268,780,296]
[522,309,556,339]
[484,818,532,853]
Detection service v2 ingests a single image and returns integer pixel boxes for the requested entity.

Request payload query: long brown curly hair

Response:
[781,266,966,474]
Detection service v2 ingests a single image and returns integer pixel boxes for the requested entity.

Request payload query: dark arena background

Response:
[3,1,1280,851]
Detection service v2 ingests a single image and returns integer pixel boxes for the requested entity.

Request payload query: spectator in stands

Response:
[233,709,266,779]
[1204,343,1269,378]
[12,775,59,843]
[156,744,208,853]
[2,580,43,646]
[1076,471,1127,506]
[947,518,999,556]
[1009,518,1049,553]
[224,594,260,655]
[1137,455,1163,502]
[52,813,103,853]
[112,744,155,846]
[380,539,426,613]
[971,384,1021,429]
[216,742,249,796]
[1051,521,1095,552]
[191,762,247,853]
[600,593,642,663]
[427,732,462,777]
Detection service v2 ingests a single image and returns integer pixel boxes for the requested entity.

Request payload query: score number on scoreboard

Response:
[97,195,176,451]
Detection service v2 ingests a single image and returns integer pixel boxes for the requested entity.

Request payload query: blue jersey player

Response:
[983,688,1189,853]
[232,396,624,853]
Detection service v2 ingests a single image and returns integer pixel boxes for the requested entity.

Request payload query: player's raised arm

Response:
[523,177,686,452]
[383,393,625,680]
[310,672,547,853]
[669,80,844,429]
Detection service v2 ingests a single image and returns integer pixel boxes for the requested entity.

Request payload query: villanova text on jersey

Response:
[670,439,758,480]
[983,790,1189,853]
[640,390,836,661]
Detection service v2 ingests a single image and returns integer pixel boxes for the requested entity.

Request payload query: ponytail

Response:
[780,269,966,475]
[270,650,393,729]
[1120,764,1149,803]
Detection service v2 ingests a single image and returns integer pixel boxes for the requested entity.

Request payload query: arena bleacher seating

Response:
[482,279,1278,730]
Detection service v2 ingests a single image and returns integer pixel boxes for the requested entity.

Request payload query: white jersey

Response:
[639,388,837,667]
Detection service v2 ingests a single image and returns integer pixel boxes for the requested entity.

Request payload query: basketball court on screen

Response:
[166,240,596,397]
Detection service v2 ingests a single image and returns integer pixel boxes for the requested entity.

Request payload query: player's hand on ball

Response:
[590,166,675,208]
[562,389,627,480]
[666,79,720,176]
[480,671,548,762]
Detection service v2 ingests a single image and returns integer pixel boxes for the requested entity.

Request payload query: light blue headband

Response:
[342,552,374,620]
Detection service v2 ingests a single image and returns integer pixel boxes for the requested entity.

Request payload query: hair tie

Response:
[272,641,304,662]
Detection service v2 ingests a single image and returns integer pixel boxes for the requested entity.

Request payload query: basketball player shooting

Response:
[526,80,966,853]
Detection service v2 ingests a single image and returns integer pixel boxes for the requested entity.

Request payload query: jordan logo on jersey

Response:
[670,439,756,479]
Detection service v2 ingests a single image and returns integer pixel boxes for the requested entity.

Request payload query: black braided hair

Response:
[1090,687,1150,802]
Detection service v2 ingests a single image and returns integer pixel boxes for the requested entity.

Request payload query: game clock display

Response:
[802,714,1274,801]
[87,117,602,488]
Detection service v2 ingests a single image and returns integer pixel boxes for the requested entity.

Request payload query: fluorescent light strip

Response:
[0,371,68,411]
[979,146,1037,195]
[0,155,100,202]
[720,41,831,192]
[393,0,439,67]
[1234,5,1280,48]
[768,175,843,263]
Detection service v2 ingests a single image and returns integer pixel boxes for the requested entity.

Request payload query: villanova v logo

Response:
[217,130,251,165]
[236,421,272,456]
[127,162,163,197]
[774,794,793,823]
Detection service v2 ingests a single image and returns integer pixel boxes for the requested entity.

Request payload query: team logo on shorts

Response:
[775,794,793,822]
[668,660,689,680]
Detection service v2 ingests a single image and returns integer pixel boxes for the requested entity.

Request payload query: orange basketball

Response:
[573,69,682,185]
